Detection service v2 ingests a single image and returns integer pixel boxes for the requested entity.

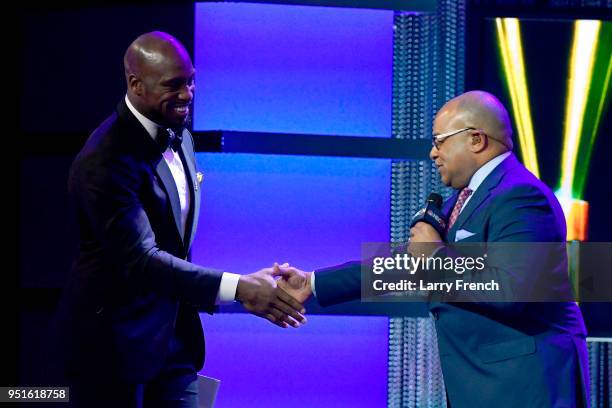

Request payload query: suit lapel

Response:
[178,131,200,249]
[447,153,521,238]
[116,99,185,242]
[154,159,184,240]
[116,99,200,251]
[448,188,492,239]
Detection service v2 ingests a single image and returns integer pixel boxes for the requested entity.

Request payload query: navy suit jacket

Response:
[56,100,223,382]
[314,153,589,407]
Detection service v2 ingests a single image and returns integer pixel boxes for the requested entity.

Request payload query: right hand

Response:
[235,267,306,328]
[274,264,314,304]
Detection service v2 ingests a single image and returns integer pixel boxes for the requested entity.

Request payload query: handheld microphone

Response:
[410,193,447,240]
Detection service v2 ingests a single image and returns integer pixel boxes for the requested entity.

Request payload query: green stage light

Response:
[557,20,611,240]
[569,21,612,201]
[496,19,611,240]
[559,20,601,201]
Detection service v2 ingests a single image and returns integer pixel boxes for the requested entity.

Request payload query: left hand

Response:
[408,222,444,257]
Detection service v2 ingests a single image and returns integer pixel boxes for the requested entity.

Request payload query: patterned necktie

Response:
[447,187,473,231]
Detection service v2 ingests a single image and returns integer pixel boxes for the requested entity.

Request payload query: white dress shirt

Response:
[310,151,512,297]
[125,95,239,303]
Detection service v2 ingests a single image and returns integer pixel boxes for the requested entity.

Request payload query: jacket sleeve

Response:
[314,261,362,307]
[70,153,223,313]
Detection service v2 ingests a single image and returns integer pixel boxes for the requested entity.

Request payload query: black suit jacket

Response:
[56,99,223,382]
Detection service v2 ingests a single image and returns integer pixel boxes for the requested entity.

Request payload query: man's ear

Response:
[469,130,487,152]
[127,74,143,96]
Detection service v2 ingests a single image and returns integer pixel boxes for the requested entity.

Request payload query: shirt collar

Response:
[467,151,512,193]
[124,95,163,142]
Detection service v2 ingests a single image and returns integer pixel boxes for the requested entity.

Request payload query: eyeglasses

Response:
[432,127,475,150]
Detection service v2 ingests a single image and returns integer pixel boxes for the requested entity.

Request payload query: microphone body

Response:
[410,193,447,240]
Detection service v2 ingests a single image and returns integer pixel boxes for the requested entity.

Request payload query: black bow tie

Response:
[159,127,184,152]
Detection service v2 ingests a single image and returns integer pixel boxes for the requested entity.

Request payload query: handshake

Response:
[235,263,314,329]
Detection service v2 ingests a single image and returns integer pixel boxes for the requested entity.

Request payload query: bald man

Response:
[277,91,590,407]
[56,32,305,407]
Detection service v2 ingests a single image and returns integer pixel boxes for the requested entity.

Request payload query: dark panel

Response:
[20,155,77,288]
[20,3,195,134]
[199,131,432,159]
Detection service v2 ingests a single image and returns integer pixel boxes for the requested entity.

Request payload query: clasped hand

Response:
[235,263,312,329]
[239,225,441,331]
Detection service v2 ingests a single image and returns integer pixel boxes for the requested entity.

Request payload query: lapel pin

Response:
[195,172,204,191]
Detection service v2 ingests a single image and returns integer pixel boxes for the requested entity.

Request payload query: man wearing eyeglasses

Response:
[276,90,589,407]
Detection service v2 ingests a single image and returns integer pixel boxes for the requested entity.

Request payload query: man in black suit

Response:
[56,32,305,407]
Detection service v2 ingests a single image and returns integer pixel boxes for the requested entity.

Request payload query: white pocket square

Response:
[455,229,476,242]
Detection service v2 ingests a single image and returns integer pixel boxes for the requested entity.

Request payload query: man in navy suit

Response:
[277,91,589,407]
[56,32,305,407]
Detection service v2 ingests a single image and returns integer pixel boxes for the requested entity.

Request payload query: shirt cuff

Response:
[310,271,317,298]
[216,272,241,304]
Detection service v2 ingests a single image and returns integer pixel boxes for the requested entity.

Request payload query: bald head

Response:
[123,31,195,127]
[430,91,514,189]
[439,90,513,151]
[124,31,190,83]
